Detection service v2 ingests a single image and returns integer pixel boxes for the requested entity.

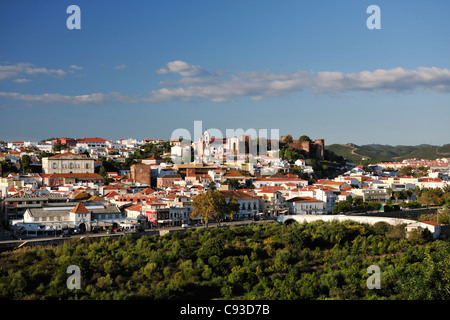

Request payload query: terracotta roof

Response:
[138,188,156,194]
[256,177,306,182]
[103,185,119,190]
[79,138,109,143]
[421,221,440,227]
[70,202,90,214]
[49,173,103,179]
[73,191,91,200]
[125,203,142,212]
[420,178,443,183]
[158,174,182,179]
[286,196,322,203]
[255,186,286,193]
[224,170,244,177]
[104,191,120,198]
[87,195,107,202]
[49,152,87,159]
[221,190,256,200]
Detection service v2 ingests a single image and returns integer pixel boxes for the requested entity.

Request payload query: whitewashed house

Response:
[405,221,441,240]
[286,197,326,215]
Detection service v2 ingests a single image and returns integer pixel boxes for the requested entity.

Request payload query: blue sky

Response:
[0,0,449,146]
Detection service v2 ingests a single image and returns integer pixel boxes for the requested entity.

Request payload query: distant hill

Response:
[326,143,450,162]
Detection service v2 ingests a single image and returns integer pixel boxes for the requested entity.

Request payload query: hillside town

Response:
[1,134,450,241]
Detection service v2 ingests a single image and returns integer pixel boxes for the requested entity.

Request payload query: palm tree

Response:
[386,187,393,199]
[406,189,413,202]
[400,189,408,202]
[393,191,401,203]
[414,185,422,201]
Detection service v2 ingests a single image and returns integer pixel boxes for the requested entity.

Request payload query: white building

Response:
[289,186,337,213]
[221,190,260,220]
[253,177,308,188]
[405,221,441,240]
[10,201,135,236]
[35,142,53,153]
[286,197,326,215]
[191,131,252,164]
[41,153,95,174]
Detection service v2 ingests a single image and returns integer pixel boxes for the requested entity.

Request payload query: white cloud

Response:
[146,66,450,103]
[69,65,83,70]
[0,62,67,81]
[311,67,450,93]
[0,91,133,105]
[156,60,208,77]
[13,78,31,83]
[114,64,127,70]
[156,68,169,75]
[1,63,450,105]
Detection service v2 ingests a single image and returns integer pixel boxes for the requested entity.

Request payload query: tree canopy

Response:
[190,190,239,226]
[1,221,449,300]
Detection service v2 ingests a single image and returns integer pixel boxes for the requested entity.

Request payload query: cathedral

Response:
[192,131,248,164]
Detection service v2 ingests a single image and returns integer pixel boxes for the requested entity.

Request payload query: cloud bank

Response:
[0,62,67,82]
[1,61,450,104]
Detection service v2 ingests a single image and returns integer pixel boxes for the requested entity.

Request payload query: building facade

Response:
[44,173,104,187]
[130,163,152,185]
[286,197,326,215]
[9,201,135,236]
[42,153,95,174]
[157,174,182,189]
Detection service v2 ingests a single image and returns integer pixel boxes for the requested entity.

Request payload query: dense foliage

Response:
[1,221,449,300]
[326,143,450,162]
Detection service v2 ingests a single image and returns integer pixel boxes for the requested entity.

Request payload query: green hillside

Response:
[327,143,450,162]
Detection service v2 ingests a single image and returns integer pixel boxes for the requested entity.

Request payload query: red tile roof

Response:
[79,138,109,143]
[421,221,440,226]
[49,152,87,159]
[125,203,142,212]
[287,196,322,203]
[70,202,90,214]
